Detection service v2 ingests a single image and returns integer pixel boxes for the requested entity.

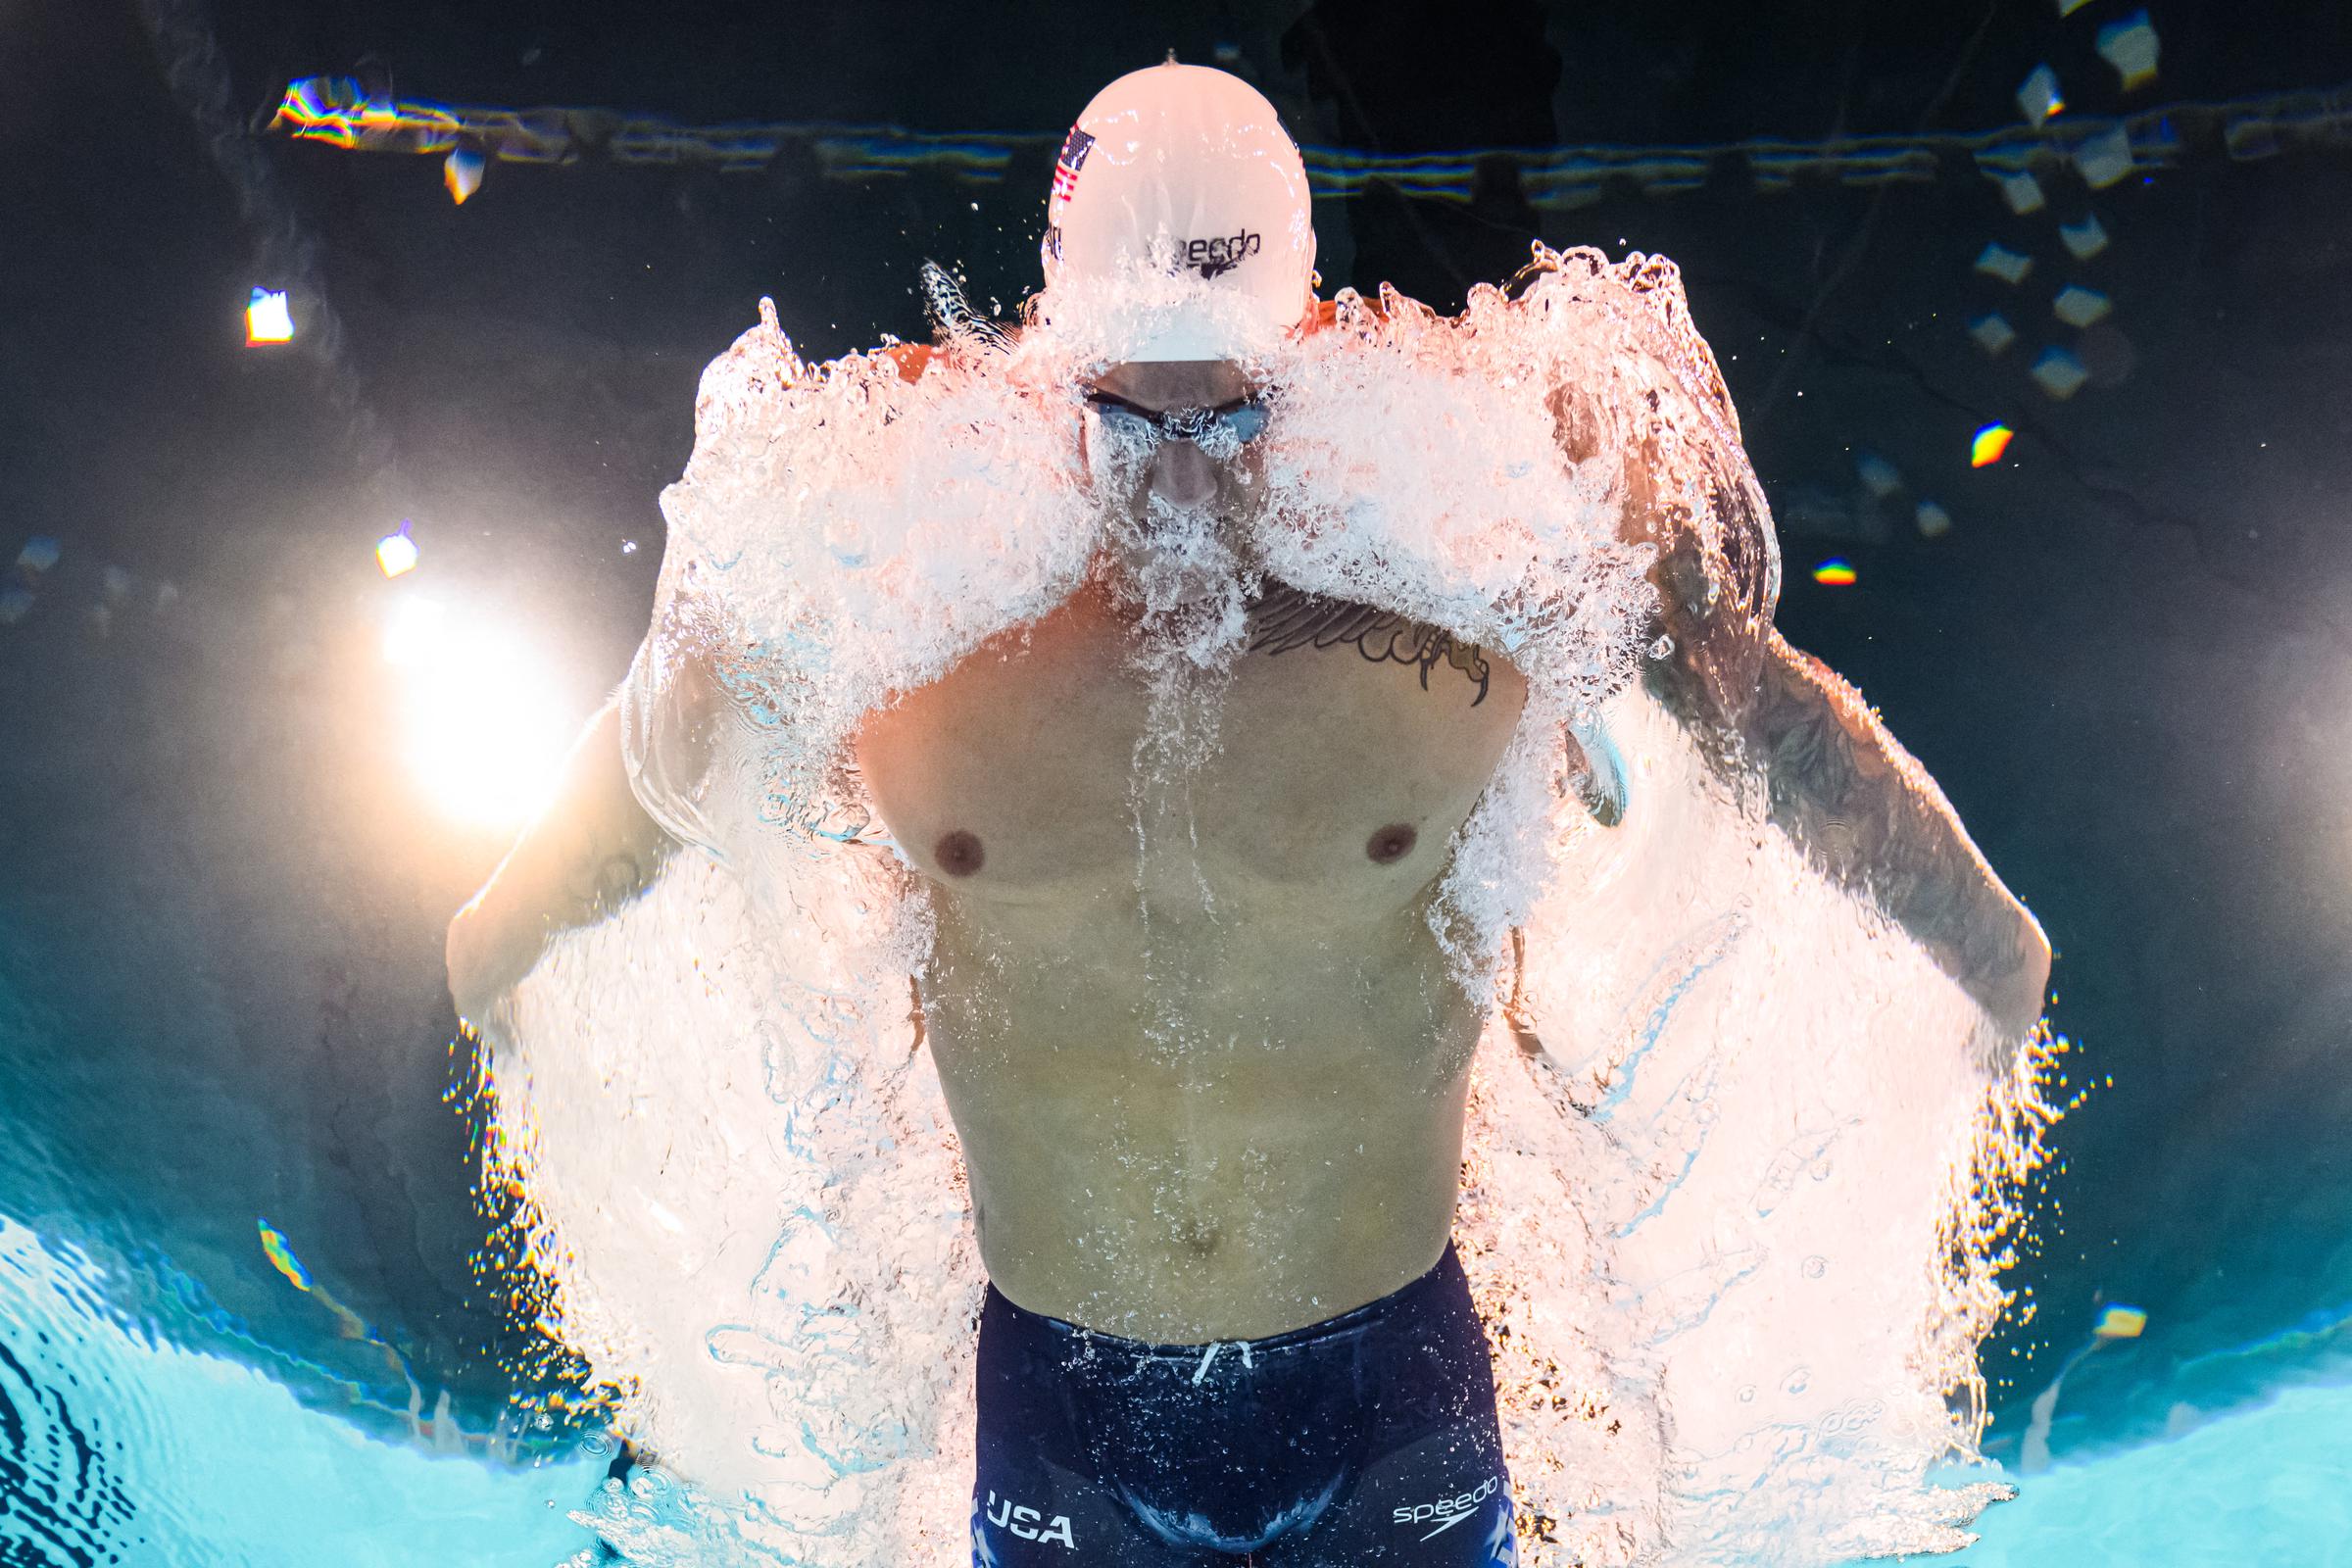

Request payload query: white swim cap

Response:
[1040,61,1317,362]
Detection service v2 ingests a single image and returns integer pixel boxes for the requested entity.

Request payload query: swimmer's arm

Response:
[1747,633,2053,1044]
[1550,343,2050,1043]
[444,694,678,1035]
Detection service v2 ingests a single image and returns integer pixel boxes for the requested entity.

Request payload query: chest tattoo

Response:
[1245,581,1492,707]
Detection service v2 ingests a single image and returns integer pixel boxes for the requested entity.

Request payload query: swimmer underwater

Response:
[448,63,2051,1568]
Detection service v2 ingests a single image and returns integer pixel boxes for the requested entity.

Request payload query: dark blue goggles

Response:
[1084,392,1271,447]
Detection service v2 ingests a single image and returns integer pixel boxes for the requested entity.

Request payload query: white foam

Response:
[1467,685,2040,1563]
[484,248,2049,1565]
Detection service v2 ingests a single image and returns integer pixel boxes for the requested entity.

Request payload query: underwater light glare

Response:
[1812,558,1858,586]
[2017,65,2066,124]
[245,287,294,344]
[379,594,571,830]
[375,524,418,578]
[1971,423,2016,466]
[2094,1303,2150,1339]
[444,147,484,204]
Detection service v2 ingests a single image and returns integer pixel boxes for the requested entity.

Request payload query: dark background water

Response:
[3,0,2349,1505]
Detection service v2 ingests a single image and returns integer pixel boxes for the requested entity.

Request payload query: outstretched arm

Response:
[440,337,947,1032]
[1548,308,2050,1046]
[445,693,678,1035]
[1746,633,2051,1044]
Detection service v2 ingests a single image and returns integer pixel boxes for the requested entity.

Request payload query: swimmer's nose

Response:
[1147,439,1219,510]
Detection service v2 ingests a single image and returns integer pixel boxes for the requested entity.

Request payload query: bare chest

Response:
[852,579,1529,927]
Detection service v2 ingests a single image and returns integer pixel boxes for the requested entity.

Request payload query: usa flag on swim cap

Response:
[1050,126,1095,210]
[1037,63,1317,361]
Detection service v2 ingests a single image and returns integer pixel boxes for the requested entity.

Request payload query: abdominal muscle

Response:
[921,891,1483,1344]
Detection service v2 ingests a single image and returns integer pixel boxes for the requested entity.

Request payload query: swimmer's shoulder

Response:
[879,342,938,382]
[1300,297,1385,337]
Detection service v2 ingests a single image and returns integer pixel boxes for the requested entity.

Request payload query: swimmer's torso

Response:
[854,569,1528,1343]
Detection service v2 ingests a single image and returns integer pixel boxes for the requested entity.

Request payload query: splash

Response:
[482,246,2051,1565]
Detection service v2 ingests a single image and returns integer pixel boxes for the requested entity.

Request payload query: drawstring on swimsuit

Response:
[1191,1340,1253,1385]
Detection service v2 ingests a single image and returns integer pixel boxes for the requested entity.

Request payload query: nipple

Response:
[935,830,986,877]
[1366,823,1417,864]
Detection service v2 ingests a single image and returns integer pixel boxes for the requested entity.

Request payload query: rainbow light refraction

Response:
[258,1218,375,1342]
[2094,1304,2149,1339]
[257,1218,315,1293]
[245,287,294,344]
[444,147,485,204]
[1812,558,1858,586]
[272,75,460,150]
[1971,422,2015,466]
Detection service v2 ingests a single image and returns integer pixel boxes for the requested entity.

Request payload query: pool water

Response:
[1950,1378,2352,1566]
[12,0,2352,1562]
[9,1190,2347,1568]
[0,1215,604,1567]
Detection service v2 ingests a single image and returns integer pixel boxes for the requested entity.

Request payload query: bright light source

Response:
[2016,65,2065,123]
[376,523,418,578]
[381,594,446,667]
[246,287,295,344]
[380,594,574,830]
[2093,1304,2149,1340]
[444,147,485,205]
[1971,423,2016,467]
[1811,558,1857,587]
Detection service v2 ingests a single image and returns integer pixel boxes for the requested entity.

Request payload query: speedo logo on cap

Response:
[1168,229,1262,279]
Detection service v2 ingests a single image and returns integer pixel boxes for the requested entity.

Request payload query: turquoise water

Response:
[10,1190,2347,1567]
[0,1215,604,1566]
[1950,1379,2352,1567]
[10,0,2352,1561]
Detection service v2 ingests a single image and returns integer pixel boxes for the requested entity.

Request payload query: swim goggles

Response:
[1083,391,1270,448]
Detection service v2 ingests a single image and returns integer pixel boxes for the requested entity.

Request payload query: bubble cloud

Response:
[484,247,2053,1567]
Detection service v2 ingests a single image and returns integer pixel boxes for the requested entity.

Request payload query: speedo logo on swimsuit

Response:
[983,1489,1077,1548]
[1394,1473,1502,1539]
